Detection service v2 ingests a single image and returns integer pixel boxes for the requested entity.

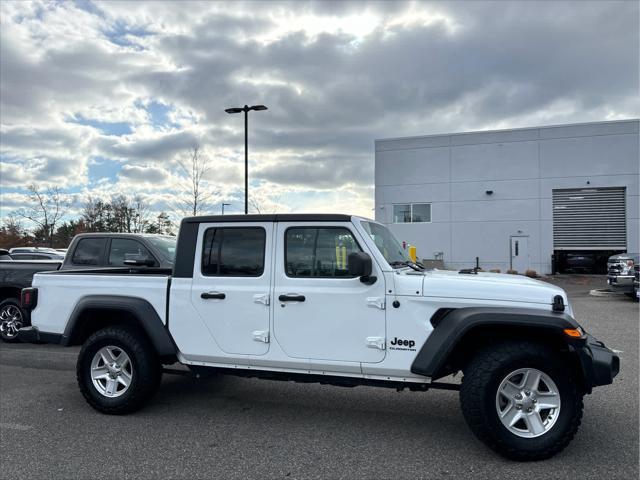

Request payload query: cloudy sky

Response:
[1,0,638,224]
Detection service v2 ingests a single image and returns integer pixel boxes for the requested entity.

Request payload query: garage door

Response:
[552,187,626,250]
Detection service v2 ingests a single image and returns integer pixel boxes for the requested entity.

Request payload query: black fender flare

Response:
[411,307,580,378]
[62,295,177,358]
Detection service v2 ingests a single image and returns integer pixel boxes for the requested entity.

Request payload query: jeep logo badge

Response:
[389,337,416,350]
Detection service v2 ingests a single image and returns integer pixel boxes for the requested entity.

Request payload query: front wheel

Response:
[460,341,584,461]
[0,298,28,343]
[77,326,162,414]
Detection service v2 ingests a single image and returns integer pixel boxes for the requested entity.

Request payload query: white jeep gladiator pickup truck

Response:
[18,214,619,461]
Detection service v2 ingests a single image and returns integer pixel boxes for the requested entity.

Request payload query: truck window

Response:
[72,238,107,265]
[285,227,362,278]
[201,227,265,277]
[108,239,156,266]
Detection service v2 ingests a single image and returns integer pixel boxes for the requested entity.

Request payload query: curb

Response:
[589,288,623,297]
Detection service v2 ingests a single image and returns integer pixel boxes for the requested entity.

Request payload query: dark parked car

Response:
[10,252,65,261]
[564,253,596,273]
[8,247,65,261]
[0,233,176,342]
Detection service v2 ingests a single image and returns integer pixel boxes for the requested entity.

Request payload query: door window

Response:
[72,238,107,265]
[201,227,266,277]
[108,239,156,266]
[285,227,362,278]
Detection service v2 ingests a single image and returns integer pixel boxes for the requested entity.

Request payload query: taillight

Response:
[21,287,38,310]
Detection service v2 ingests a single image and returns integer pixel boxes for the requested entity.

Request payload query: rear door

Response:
[273,222,386,368]
[190,222,273,356]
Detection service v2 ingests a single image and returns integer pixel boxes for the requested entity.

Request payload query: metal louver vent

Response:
[552,187,626,250]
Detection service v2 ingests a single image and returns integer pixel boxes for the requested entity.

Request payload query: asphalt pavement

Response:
[1,275,638,479]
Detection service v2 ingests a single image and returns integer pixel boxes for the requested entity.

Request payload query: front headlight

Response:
[622,260,635,275]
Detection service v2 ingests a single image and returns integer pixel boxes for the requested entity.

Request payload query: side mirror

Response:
[348,252,375,284]
[123,255,156,267]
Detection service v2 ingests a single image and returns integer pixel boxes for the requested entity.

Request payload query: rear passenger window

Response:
[72,238,107,265]
[285,228,362,278]
[201,228,266,277]
[108,239,156,266]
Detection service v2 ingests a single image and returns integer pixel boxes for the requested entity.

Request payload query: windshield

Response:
[147,236,177,263]
[361,221,409,267]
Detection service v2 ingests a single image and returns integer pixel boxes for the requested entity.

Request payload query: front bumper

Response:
[576,334,620,393]
[16,326,62,344]
[607,275,635,293]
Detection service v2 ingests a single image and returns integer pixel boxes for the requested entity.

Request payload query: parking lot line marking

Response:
[0,422,33,431]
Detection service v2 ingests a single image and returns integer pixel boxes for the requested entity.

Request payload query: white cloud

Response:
[1,0,638,226]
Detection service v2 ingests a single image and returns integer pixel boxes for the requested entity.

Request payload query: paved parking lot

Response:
[1,276,638,479]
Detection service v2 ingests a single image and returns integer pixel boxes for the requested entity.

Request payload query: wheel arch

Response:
[0,286,22,301]
[412,307,586,388]
[63,295,177,362]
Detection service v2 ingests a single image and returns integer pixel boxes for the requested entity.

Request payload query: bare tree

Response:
[249,195,282,215]
[17,184,68,247]
[175,145,214,217]
[130,195,151,233]
[248,197,263,214]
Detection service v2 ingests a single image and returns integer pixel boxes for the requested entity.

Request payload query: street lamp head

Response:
[250,105,268,111]
[225,107,243,114]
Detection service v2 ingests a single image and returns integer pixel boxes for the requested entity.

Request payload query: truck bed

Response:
[31,270,170,335]
[0,259,62,291]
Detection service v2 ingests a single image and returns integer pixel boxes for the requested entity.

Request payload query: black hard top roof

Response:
[181,214,353,224]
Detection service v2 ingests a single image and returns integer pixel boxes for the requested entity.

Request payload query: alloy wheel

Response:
[90,346,134,398]
[495,367,561,438]
[0,304,23,339]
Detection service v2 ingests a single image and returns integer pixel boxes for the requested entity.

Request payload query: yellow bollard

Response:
[408,245,417,263]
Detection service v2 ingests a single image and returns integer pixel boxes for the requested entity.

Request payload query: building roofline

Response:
[374,118,640,144]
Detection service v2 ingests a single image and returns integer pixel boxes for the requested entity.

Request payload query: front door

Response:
[510,236,530,273]
[190,222,273,356]
[273,222,386,368]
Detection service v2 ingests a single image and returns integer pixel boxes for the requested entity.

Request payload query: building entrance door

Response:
[510,236,530,273]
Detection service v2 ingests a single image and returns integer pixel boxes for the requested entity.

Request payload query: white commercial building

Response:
[375,119,639,274]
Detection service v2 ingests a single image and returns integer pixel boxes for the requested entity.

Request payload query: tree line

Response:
[0,189,173,249]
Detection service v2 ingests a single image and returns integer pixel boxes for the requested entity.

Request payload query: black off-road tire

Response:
[460,341,583,461]
[0,298,28,343]
[77,326,162,414]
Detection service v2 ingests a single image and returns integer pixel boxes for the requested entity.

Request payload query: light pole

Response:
[221,203,231,215]
[224,104,268,214]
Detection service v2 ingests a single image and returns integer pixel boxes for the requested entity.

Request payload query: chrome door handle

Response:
[278,294,305,302]
[201,292,226,300]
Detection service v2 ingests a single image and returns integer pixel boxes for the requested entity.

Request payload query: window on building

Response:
[285,227,362,278]
[201,227,266,277]
[393,203,431,223]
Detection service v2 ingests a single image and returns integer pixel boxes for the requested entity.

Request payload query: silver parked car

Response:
[607,253,638,297]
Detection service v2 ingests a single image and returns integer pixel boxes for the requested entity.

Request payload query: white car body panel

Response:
[31,274,169,334]
[189,221,274,357]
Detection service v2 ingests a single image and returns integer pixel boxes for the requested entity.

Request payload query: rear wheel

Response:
[0,298,27,343]
[77,326,162,414]
[460,341,583,461]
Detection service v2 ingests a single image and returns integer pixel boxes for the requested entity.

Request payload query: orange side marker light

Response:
[564,328,582,338]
